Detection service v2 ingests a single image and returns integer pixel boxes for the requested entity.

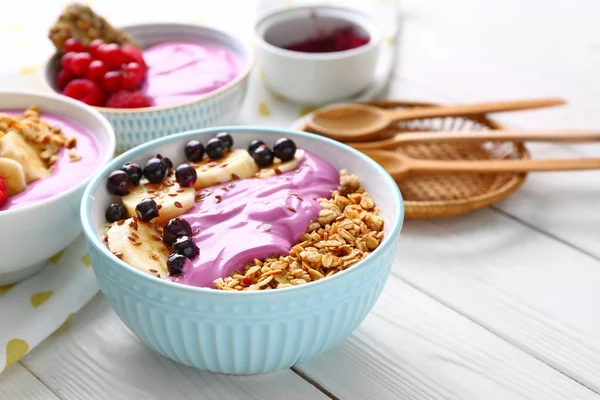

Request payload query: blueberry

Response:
[106,170,131,196]
[273,138,297,162]
[205,138,226,160]
[162,157,173,175]
[143,157,168,183]
[172,236,199,259]
[120,162,143,185]
[155,154,173,175]
[175,164,197,188]
[252,145,274,167]
[185,140,205,162]
[248,139,265,155]
[163,217,193,247]
[105,202,128,222]
[167,253,187,276]
[135,198,159,222]
[216,132,233,149]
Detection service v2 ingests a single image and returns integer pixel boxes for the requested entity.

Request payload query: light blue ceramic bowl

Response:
[80,126,403,374]
[43,23,253,153]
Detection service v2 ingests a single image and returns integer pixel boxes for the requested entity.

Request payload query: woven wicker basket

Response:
[302,100,530,220]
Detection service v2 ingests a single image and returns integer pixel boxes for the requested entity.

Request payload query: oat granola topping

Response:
[0,106,80,167]
[214,170,384,291]
[48,3,138,51]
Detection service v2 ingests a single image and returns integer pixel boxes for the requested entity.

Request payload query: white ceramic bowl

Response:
[0,90,115,285]
[255,5,381,105]
[42,23,253,153]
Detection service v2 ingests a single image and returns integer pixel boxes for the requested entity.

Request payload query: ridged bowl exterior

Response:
[81,126,403,374]
[99,80,248,153]
[89,236,396,374]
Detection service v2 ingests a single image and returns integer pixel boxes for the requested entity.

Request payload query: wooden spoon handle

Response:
[408,157,600,174]
[351,129,600,150]
[384,98,566,122]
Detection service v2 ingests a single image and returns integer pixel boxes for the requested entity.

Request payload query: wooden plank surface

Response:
[377,0,600,392]
[397,208,600,392]
[296,276,599,400]
[0,363,58,400]
[20,294,330,400]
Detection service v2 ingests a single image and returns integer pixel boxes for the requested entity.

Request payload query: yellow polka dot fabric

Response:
[4,339,28,370]
[0,236,98,373]
[258,102,272,117]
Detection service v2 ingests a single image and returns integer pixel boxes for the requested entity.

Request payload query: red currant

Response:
[86,60,108,83]
[102,71,122,92]
[63,38,85,53]
[63,79,105,106]
[89,39,104,58]
[69,52,93,76]
[61,52,76,71]
[121,62,145,89]
[121,44,146,69]
[56,69,73,91]
[97,43,124,69]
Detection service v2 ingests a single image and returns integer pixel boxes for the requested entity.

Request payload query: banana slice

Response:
[256,149,305,179]
[106,218,169,277]
[0,157,27,196]
[122,177,195,225]
[194,149,258,189]
[0,131,49,183]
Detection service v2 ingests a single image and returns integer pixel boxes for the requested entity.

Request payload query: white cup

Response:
[255,5,382,105]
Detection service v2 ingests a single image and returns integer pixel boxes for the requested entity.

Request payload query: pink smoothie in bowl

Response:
[0,109,102,211]
[176,151,339,288]
[141,42,240,107]
[102,132,386,291]
[51,40,241,109]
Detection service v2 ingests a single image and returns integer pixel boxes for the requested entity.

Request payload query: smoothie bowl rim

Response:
[0,89,116,218]
[81,126,404,296]
[41,22,255,114]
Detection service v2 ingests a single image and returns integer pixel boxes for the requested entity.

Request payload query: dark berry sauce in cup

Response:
[284,26,370,53]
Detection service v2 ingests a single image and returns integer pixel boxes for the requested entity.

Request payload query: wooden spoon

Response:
[349,129,600,150]
[306,98,566,141]
[363,149,600,181]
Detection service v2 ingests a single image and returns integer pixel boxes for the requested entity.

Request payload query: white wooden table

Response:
[2,0,600,398]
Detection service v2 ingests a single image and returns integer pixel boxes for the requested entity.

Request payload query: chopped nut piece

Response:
[68,148,82,162]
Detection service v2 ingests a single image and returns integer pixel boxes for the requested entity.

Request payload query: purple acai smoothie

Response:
[141,42,241,107]
[173,151,339,288]
[1,110,102,211]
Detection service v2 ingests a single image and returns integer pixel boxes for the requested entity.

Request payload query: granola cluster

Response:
[214,170,385,291]
[0,106,79,170]
[48,3,138,51]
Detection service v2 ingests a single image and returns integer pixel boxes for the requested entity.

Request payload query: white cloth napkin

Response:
[0,237,97,373]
